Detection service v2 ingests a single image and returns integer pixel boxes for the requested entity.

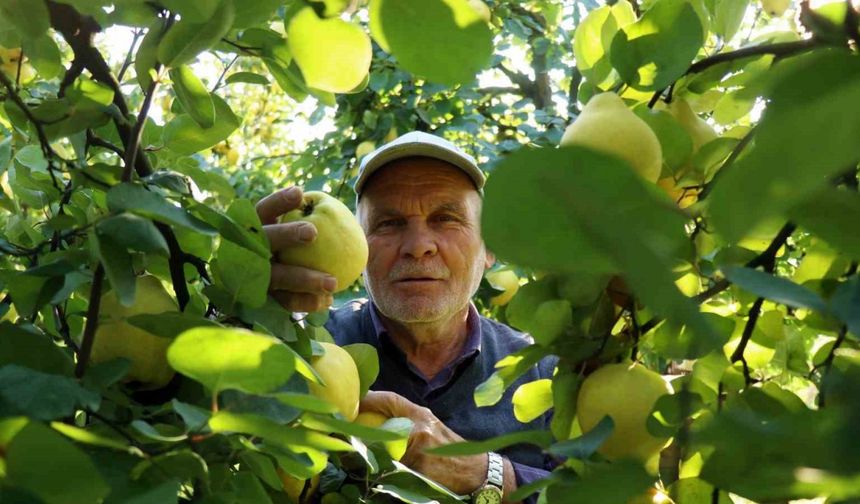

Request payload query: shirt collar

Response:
[368,300,483,358]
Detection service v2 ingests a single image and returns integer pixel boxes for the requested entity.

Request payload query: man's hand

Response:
[256,186,337,313]
[360,391,517,500]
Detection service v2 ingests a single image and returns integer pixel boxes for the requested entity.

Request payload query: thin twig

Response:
[211,53,239,92]
[116,29,143,83]
[698,126,758,201]
[122,71,161,181]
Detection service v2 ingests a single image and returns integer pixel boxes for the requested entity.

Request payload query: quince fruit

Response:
[577,361,673,462]
[277,191,368,293]
[485,269,520,306]
[90,275,178,388]
[0,47,36,84]
[355,140,376,159]
[762,0,790,16]
[278,470,319,504]
[354,411,407,460]
[561,92,663,182]
[309,342,361,421]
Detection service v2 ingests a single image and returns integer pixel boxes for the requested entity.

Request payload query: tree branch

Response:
[75,264,105,378]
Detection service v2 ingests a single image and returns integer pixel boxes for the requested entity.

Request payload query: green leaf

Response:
[136,20,164,89]
[97,213,170,256]
[512,379,553,423]
[532,299,573,345]
[473,346,550,407]
[167,327,296,395]
[169,65,215,128]
[545,459,655,503]
[610,0,704,90]
[830,277,860,337]
[126,312,221,339]
[573,1,637,88]
[209,411,355,452]
[634,105,694,177]
[714,0,749,42]
[0,324,74,376]
[369,0,493,85]
[94,231,135,306]
[226,71,270,85]
[163,94,241,154]
[649,312,736,359]
[425,429,554,456]
[5,421,110,504]
[287,6,372,93]
[51,422,131,452]
[550,371,582,441]
[789,188,860,260]
[708,50,860,242]
[0,365,100,420]
[343,343,379,399]
[302,413,411,442]
[160,0,221,23]
[157,0,235,68]
[22,34,62,79]
[647,390,704,437]
[548,415,614,459]
[213,239,271,308]
[106,183,217,234]
[0,0,49,38]
[231,0,283,28]
[722,265,829,312]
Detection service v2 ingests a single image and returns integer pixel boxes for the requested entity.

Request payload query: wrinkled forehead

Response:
[357,157,483,219]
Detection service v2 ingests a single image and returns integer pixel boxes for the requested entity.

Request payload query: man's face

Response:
[358,157,493,324]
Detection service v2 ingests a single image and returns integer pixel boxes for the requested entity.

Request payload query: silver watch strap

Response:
[487,452,504,489]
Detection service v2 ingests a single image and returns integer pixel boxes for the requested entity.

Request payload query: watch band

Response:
[487,452,504,489]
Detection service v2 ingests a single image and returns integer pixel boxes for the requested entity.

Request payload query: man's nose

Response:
[400,222,438,258]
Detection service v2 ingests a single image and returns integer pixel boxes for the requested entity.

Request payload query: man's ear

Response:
[484,248,496,269]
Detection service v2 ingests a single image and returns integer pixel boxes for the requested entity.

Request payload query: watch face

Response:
[475,489,503,504]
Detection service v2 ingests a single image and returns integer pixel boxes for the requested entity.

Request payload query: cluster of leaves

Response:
[1,0,859,502]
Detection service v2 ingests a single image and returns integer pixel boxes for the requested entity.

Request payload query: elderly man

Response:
[256,132,555,503]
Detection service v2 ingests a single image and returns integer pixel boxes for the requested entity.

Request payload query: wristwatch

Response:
[472,451,504,504]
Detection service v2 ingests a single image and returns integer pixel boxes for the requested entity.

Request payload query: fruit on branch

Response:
[577,361,673,462]
[0,46,36,83]
[656,177,700,209]
[355,410,407,460]
[308,342,361,421]
[655,97,716,207]
[278,470,320,504]
[90,275,178,388]
[762,0,791,16]
[355,140,376,159]
[277,191,368,293]
[561,92,663,183]
[485,269,520,306]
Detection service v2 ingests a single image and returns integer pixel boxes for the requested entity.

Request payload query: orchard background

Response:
[1,0,859,503]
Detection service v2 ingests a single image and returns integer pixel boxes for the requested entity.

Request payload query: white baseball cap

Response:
[354,131,485,197]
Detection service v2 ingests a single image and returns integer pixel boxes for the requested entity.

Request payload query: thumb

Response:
[359,391,421,419]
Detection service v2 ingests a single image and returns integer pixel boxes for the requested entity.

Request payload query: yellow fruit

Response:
[354,411,388,427]
[467,0,492,22]
[355,140,376,159]
[276,191,368,293]
[309,342,360,421]
[384,127,398,143]
[629,487,674,504]
[0,47,36,84]
[659,98,717,154]
[577,361,673,461]
[278,469,320,504]
[761,0,790,15]
[657,177,700,209]
[485,269,520,306]
[225,148,240,165]
[90,275,178,388]
[561,92,663,182]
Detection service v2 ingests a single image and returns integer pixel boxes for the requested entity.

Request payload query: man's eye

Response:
[377,219,398,228]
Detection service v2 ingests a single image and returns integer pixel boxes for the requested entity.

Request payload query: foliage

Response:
[0,0,859,502]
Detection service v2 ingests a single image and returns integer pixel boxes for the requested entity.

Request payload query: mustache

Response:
[389,262,450,281]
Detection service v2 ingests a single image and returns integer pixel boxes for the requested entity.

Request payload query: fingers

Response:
[271,263,338,295]
[271,291,333,313]
[256,186,303,225]
[264,221,318,252]
[360,391,424,419]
